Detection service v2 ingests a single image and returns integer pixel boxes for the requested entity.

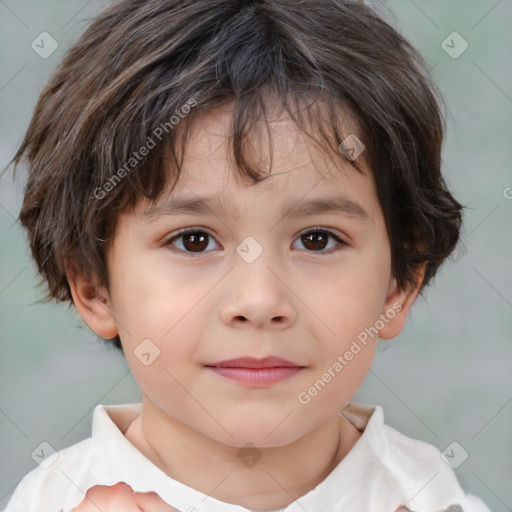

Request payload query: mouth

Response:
[205,356,303,368]
[204,356,305,387]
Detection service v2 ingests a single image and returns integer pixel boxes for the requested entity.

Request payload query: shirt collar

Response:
[89,402,379,511]
[90,402,465,512]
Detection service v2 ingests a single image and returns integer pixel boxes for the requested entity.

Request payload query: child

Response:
[4,0,492,511]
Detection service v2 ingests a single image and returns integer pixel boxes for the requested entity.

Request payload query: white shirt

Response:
[3,402,491,512]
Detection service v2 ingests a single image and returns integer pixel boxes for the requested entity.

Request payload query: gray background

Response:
[1,0,511,509]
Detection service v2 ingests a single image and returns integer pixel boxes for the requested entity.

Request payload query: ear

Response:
[65,260,119,340]
[378,262,427,340]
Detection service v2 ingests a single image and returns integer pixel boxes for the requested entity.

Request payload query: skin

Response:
[72,482,177,511]
[69,103,426,511]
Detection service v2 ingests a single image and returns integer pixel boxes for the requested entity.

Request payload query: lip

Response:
[206,356,301,368]
[206,366,304,386]
[205,357,305,387]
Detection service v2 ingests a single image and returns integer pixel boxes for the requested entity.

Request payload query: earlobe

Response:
[65,261,119,340]
[378,263,427,340]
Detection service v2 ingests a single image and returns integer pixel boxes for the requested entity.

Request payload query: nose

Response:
[219,259,297,330]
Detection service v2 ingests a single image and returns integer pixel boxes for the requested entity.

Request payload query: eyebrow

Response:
[142,194,370,222]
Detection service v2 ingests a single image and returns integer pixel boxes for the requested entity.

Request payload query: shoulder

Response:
[381,421,454,471]
[345,404,457,481]
[3,403,142,512]
[344,403,492,512]
[395,493,491,512]
[3,438,97,512]
[459,494,494,512]
[380,422,491,512]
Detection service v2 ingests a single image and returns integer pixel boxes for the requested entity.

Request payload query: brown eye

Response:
[301,231,329,251]
[166,229,219,254]
[294,229,347,254]
[166,227,346,257]
[181,232,209,252]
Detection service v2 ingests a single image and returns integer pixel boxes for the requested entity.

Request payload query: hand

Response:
[72,482,179,511]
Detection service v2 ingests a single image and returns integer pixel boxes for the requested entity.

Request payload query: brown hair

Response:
[8,0,463,349]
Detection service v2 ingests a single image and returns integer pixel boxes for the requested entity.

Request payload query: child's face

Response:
[81,105,420,447]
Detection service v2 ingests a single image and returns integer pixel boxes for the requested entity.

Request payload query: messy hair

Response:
[9,0,463,349]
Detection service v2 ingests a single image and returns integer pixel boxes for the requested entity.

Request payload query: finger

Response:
[133,491,180,511]
[72,482,143,512]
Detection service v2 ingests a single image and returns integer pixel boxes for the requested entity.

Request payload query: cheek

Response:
[111,264,209,398]
[111,250,209,337]
[305,267,387,338]
[126,357,187,412]
[299,253,388,373]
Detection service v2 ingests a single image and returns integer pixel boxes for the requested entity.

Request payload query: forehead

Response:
[164,104,372,186]
[137,105,376,221]
[191,100,364,172]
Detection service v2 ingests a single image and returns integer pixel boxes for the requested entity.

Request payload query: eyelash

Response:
[164,227,348,257]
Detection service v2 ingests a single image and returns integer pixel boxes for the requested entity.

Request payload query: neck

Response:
[124,398,361,511]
